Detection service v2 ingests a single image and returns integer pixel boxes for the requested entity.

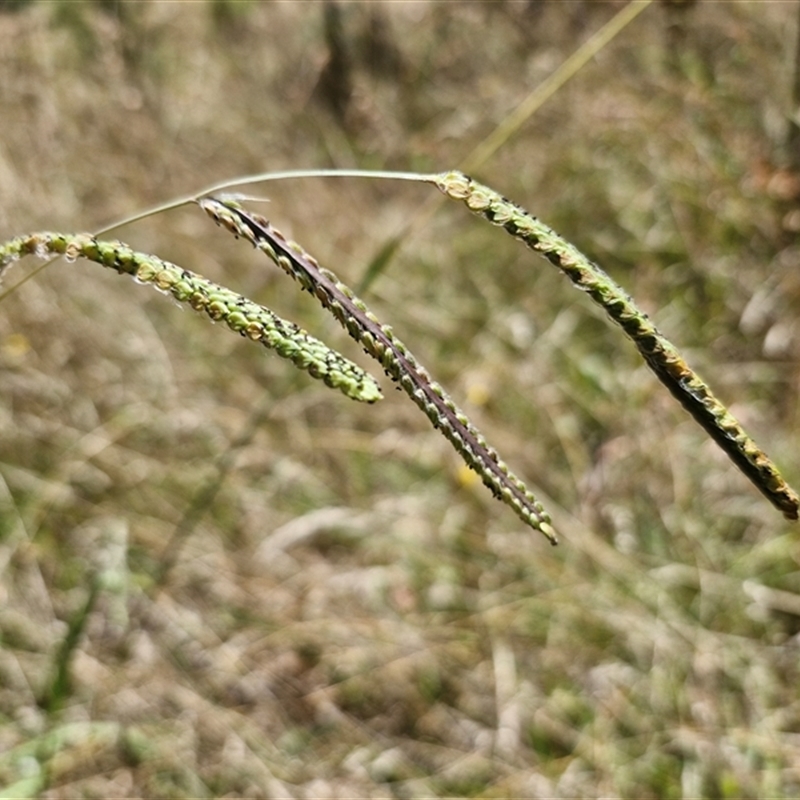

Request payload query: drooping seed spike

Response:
[200,196,557,544]
[434,170,799,521]
[0,232,383,405]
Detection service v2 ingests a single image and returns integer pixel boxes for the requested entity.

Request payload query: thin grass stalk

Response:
[433,170,800,521]
[458,0,654,175]
[199,197,558,545]
[0,233,382,404]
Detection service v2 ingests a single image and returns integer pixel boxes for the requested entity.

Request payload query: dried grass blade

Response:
[433,171,799,521]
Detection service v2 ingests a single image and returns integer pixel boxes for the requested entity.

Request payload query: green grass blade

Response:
[39,579,100,713]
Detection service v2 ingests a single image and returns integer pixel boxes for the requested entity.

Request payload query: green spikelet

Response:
[200,196,558,544]
[434,170,799,521]
[0,232,382,404]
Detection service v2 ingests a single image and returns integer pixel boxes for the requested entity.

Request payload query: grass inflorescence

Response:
[431,170,800,521]
[0,231,382,404]
[3,5,799,796]
[200,195,557,543]
[2,168,796,542]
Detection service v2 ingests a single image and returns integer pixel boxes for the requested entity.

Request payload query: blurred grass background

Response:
[1,1,800,797]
